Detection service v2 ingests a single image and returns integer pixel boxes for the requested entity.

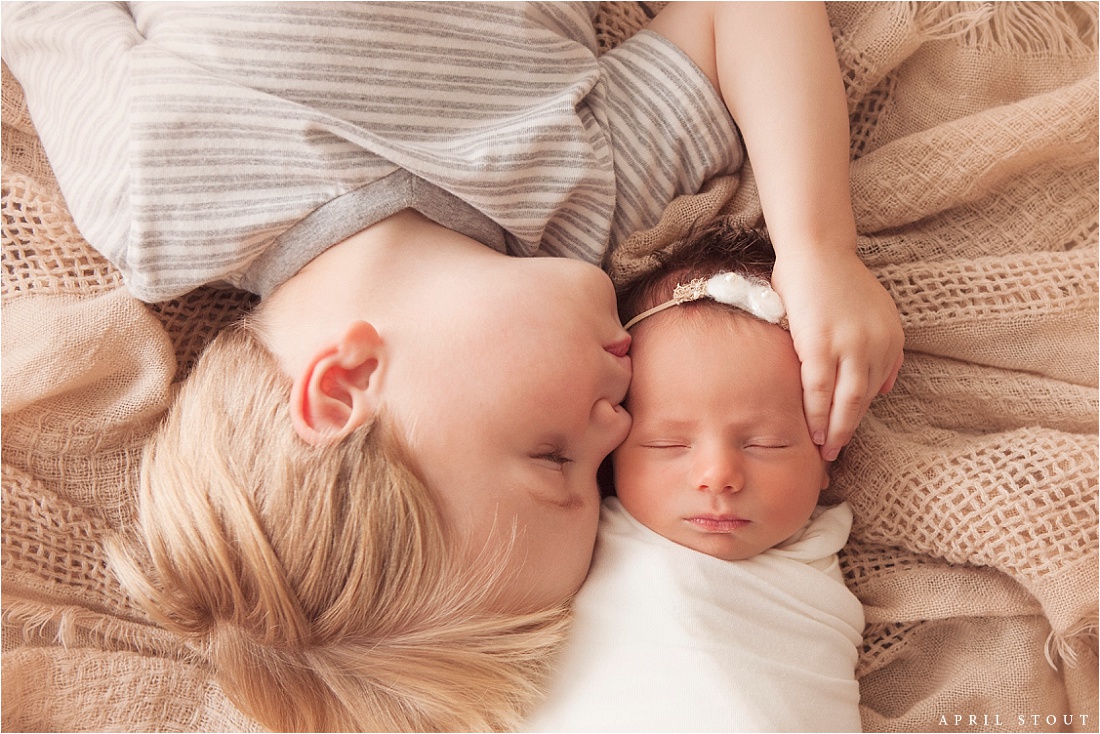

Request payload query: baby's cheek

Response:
[635,466,684,522]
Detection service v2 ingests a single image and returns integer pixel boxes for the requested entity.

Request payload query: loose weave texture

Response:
[2,1,1097,732]
[614,1,1099,731]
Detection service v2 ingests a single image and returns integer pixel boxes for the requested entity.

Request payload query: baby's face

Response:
[612,308,829,560]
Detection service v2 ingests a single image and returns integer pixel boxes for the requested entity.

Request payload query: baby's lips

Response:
[687,516,750,533]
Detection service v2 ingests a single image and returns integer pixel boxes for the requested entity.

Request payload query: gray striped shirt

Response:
[2,1,742,302]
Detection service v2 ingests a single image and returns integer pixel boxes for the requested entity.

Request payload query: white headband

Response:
[623,271,787,330]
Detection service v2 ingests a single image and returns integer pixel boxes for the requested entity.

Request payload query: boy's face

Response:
[386,252,633,612]
[612,308,829,560]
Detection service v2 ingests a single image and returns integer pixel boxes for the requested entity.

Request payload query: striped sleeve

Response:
[594,30,745,250]
[1,2,141,270]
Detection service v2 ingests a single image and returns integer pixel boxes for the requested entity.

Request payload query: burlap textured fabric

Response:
[611,3,1099,731]
[3,2,1097,731]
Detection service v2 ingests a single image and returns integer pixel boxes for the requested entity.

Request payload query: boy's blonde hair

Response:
[109,320,570,732]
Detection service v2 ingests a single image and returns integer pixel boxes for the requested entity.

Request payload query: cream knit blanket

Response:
[2,2,1097,731]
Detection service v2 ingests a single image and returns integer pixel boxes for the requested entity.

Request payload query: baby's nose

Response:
[694,449,744,494]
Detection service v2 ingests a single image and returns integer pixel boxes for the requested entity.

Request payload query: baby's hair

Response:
[108,319,569,732]
[618,219,776,326]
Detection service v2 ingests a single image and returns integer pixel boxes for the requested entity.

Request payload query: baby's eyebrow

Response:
[638,417,697,431]
[638,412,804,436]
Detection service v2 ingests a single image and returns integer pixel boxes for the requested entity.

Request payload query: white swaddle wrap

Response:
[527,499,865,733]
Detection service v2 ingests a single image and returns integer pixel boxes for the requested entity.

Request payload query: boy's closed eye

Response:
[532,448,573,469]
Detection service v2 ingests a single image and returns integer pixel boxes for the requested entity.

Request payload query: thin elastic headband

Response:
[623,271,787,330]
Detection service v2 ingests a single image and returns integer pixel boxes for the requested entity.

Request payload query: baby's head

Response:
[612,222,829,561]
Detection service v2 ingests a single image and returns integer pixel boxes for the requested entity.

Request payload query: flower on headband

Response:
[623,271,787,330]
[705,272,786,324]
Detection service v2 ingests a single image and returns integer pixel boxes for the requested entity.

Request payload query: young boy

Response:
[528,223,865,732]
[2,3,895,730]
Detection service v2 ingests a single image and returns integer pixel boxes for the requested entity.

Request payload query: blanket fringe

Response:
[2,599,198,663]
[909,1,1098,54]
[1044,613,1100,670]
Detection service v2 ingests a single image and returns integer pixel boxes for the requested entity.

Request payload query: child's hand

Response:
[650,1,903,458]
[772,249,904,461]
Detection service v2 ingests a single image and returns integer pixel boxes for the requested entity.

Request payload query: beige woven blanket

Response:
[3,3,1097,731]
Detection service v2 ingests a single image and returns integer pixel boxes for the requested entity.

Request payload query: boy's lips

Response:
[686,515,750,533]
[605,334,632,357]
[605,335,632,373]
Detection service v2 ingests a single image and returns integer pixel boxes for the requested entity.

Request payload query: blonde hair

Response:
[109,320,570,732]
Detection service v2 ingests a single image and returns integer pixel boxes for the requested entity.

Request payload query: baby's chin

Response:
[665,525,766,561]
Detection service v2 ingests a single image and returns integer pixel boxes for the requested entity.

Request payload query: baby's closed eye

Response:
[745,440,791,449]
[639,441,690,451]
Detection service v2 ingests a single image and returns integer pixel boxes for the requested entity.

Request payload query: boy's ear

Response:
[290,321,384,445]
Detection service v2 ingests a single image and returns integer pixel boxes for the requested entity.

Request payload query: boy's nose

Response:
[694,448,744,494]
[591,398,632,456]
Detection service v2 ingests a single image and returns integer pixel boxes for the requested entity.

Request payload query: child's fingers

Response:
[821,359,870,461]
[800,355,839,450]
[822,352,903,460]
[878,353,904,394]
